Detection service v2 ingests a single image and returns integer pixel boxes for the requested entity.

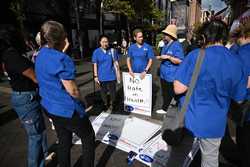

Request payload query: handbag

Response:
[111,48,121,84]
[161,49,205,146]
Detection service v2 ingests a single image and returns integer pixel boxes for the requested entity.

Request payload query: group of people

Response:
[93,19,250,167]
[1,17,250,167]
[0,21,95,167]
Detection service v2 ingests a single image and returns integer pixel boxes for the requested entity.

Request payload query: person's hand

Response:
[129,71,135,78]
[140,71,147,80]
[94,77,100,85]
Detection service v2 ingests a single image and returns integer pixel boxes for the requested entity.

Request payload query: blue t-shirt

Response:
[175,46,247,138]
[237,43,250,121]
[229,43,240,55]
[35,47,86,118]
[160,41,184,82]
[92,48,118,82]
[237,44,250,99]
[127,43,154,73]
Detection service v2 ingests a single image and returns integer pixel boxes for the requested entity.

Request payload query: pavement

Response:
[0,55,240,167]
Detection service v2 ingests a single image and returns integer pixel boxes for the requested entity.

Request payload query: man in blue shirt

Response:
[156,24,184,114]
[174,20,247,167]
[127,29,154,79]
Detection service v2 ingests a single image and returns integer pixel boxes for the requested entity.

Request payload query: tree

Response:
[102,0,164,31]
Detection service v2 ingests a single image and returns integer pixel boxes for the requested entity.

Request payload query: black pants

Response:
[160,79,175,111]
[49,112,95,167]
[236,121,250,167]
[100,80,116,105]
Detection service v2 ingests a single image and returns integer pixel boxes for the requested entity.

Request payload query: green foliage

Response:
[103,0,135,20]
[103,0,164,27]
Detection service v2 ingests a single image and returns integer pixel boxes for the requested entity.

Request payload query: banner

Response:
[73,113,161,154]
[123,72,152,116]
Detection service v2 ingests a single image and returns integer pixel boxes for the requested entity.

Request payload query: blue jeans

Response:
[11,91,47,167]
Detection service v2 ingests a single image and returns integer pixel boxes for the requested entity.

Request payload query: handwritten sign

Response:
[123,72,152,116]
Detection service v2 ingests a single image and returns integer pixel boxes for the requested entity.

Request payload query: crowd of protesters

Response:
[0,14,250,167]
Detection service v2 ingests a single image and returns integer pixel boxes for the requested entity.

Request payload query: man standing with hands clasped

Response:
[127,29,154,79]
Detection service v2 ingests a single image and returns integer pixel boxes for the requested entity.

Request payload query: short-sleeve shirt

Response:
[127,43,154,73]
[237,43,250,121]
[229,44,240,55]
[2,47,37,91]
[35,47,85,118]
[160,41,184,82]
[92,48,119,82]
[175,46,247,138]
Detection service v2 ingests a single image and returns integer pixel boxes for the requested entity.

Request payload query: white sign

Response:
[123,72,152,116]
[73,113,161,154]
[136,134,170,167]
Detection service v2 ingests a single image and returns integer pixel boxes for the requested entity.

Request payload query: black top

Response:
[2,47,37,91]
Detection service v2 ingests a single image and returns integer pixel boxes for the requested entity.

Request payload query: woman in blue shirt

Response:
[234,22,250,167]
[174,20,247,167]
[92,35,120,111]
[35,21,95,167]
[156,24,184,114]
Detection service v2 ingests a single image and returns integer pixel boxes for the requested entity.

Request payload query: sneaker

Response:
[156,109,167,114]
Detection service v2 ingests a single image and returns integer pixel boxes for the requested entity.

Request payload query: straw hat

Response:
[162,24,177,39]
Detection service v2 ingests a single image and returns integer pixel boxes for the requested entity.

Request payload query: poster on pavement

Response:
[135,134,170,167]
[73,112,161,154]
[123,72,152,116]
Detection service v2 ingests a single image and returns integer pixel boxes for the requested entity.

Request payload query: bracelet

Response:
[144,69,148,73]
[94,76,98,78]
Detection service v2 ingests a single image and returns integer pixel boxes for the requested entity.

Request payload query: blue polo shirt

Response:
[160,41,184,82]
[92,48,118,82]
[127,43,154,73]
[175,46,247,138]
[35,47,86,118]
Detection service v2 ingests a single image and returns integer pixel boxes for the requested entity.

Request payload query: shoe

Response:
[156,109,167,114]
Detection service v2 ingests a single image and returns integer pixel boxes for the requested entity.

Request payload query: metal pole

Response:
[100,1,103,35]
[73,0,84,58]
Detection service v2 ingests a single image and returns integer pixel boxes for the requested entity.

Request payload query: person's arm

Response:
[157,54,182,64]
[22,68,38,83]
[140,59,152,80]
[114,61,121,83]
[62,38,70,53]
[247,76,250,88]
[61,79,81,99]
[93,63,100,84]
[127,57,135,78]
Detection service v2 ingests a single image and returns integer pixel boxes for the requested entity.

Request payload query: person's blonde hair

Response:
[231,22,250,39]
[40,21,66,50]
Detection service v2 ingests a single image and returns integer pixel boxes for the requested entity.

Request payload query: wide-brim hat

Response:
[162,24,177,39]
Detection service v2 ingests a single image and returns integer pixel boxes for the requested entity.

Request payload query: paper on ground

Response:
[73,112,161,154]
[135,134,170,167]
